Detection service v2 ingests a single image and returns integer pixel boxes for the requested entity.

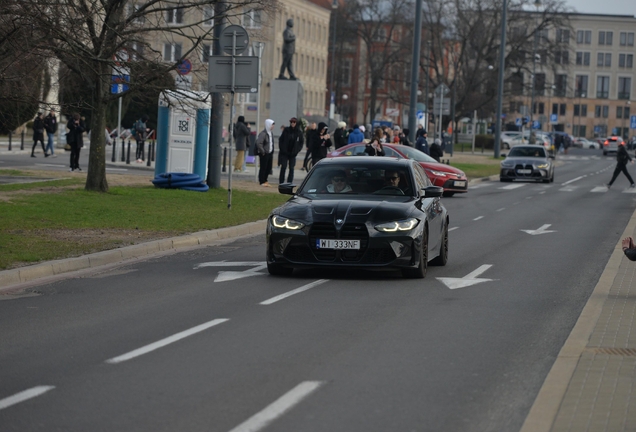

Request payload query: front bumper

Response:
[432,177,468,193]
[500,165,550,181]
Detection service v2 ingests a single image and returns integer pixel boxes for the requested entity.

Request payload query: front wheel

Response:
[442,191,455,197]
[430,223,448,266]
[267,262,293,276]
[403,229,428,279]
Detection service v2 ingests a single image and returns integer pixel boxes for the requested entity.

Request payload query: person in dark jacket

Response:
[303,122,317,171]
[606,142,635,188]
[415,128,429,154]
[364,137,385,156]
[333,121,347,149]
[66,113,85,171]
[347,124,364,144]
[429,139,443,162]
[233,116,251,172]
[31,113,48,158]
[255,119,275,186]
[311,122,332,165]
[43,110,58,157]
[400,128,412,147]
[278,117,304,184]
[622,237,636,261]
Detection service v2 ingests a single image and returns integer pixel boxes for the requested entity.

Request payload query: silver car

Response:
[500,145,555,183]
[602,136,624,156]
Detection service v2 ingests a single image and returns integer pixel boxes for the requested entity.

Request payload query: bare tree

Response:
[6,0,275,191]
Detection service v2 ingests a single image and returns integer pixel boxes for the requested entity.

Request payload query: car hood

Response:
[275,197,416,225]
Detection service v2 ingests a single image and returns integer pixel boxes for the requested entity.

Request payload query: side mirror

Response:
[422,186,443,198]
[278,184,296,195]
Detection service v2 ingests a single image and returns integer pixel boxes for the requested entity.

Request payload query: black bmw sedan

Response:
[499,145,555,183]
[266,157,449,278]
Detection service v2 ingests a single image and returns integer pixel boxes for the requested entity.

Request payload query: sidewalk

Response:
[521,209,636,432]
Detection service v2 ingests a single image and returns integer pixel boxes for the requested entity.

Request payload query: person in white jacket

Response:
[255,119,275,186]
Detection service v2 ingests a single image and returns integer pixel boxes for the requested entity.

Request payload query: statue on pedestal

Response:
[278,19,297,80]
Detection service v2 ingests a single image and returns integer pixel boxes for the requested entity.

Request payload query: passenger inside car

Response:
[325,170,353,193]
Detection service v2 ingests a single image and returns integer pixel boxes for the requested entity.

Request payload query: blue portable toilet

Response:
[155,91,210,178]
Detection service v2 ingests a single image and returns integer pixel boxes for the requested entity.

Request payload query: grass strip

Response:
[451,163,500,180]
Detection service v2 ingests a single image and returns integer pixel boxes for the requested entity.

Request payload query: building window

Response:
[574,105,588,116]
[598,31,613,46]
[595,105,609,118]
[556,29,570,44]
[576,52,590,66]
[597,52,611,67]
[510,72,524,95]
[203,6,214,26]
[596,76,609,98]
[575,75,588,97]
[166,8,183,24]
[577,30,592,44]
[341,59,352,87]
[129,4,145,24]
[163,43,182,62]
[534,73,545,96]
[373,28,387,42]
[130,42,144,60]
[555,74,567,97]
[554,50,569,64]
[619,54,633,68]
[243,9,262,29]
[618,77,631,100]
[202,44,212,62]
[620,32,634,46]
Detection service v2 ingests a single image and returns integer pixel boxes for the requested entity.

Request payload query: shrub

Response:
[475,134,495,150]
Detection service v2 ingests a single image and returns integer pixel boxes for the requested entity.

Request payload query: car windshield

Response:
[508,147,546,158]
[298,163,414,198]
[395,145,438,163]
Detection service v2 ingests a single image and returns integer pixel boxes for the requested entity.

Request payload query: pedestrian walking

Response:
[606,141,635,188]
[278,117,304,184]
[256,119,275,186]
[233,116,250,172]
[429,139,443,162]
[66,113,85,171]
[43,110,58,157]
[333,121,347,149]
[347,124,364,144]
[311,122,332,166]
[302,122,317,171]
[31,113,48,158]
[133,115,149,163]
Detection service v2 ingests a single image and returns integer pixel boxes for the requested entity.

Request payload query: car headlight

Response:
[426,169,449,177]
[535,163,549,169]
[271,215,305,230]
[501,160,514,167]
[375,218,419,232]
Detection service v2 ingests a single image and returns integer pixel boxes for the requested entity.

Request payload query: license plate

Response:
[454,180,466,187]
[517,169,532,174]
[316,239,360,250]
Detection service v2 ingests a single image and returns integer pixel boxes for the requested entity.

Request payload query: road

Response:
[1,149,635,431]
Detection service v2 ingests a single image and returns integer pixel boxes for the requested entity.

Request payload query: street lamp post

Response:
[547,84,555,132]
[494,0,508,158]
[577,92,586,138]
[408,0,424,144]
[623,101,631,139]
[529,0,541,142]
[328,0,338,123]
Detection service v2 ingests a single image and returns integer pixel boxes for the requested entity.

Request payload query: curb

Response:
[519,207,636,432]
[0,219,267,292]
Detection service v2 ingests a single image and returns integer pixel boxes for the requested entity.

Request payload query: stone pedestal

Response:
[270,79,304,137]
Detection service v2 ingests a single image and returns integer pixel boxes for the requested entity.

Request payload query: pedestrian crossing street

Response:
[471,182,636,193]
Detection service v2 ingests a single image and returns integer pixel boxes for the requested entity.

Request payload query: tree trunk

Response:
[85,64,109,192]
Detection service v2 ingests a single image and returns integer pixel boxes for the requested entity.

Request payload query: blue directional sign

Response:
[523,116,530,124]
[515,117,522,127]
[110,75,130,94]
[631,115,636,129]
[532,120,540,129]
[550,114,558,123]
[417,110,425,120]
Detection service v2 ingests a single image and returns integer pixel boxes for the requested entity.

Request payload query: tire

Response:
[550,172,554,183]
[430,222,448,266]
[603,151,607,156]
[442,191,455,197]
[500,177,512,182]
[403,229,428,279]
[267,262,293,276]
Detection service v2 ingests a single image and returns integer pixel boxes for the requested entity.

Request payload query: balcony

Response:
[618,92,631,100]
[596,91,609,99]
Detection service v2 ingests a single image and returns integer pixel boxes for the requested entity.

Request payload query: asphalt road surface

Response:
[1,149,635,432]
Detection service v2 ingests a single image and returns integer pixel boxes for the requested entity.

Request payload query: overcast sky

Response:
[565,0,636,16]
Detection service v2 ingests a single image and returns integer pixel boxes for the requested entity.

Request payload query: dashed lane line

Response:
[260,280,329,305]
[473,216,484,221]
[0,386,55,410]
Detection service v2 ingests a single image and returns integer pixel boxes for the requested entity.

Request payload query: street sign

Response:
[515,118,522,127]
[631,115,636,129]
[208,56,259,93]
[435,83,450,96]
[550,114,558,123]
[433,97,451,115]
[220,25,250,55]
[110,75,130,94]
[176,59,192,75]
[533,120,540,129]
[523,116,530,124]
[416,110,424,120]
[175,74,192,90]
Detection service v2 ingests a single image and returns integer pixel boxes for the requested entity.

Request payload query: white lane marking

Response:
[437,265,494,289]
[106,168,128,172]
[526,196,533,199]
[215,263,268,282]
[561,175,586,186]
[470,183,493,189]
[194,261,265,269]
[521,224,556,235]
[473,216,483,221]
[35,163,65,167]
[448,227,459,232]
[227,381,325,432]
[260,280,329,305]
[496,208,505,212]
[591,186,608,193]
[559,187,577,192]
[539,191,546,194]
[499,184,526,190]
[105,318,228,364]
[622,188,636,194]
[0,386,55,410]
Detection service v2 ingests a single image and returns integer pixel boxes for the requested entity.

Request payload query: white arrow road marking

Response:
[105,318,228,364]
[227,381,325,432]
[500,184,526,190]
[591,186,608,193]
[558,186,577,192]
[260,280,329,305]
[0,386,55,410]
[521,224,556,235]
[437,264,494,289]
[448,227,459,232]
[215,263,268,282]
[561,175,586,186]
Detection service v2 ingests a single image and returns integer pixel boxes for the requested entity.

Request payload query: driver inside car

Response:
[384,170,401,188]
[326,170,353,193]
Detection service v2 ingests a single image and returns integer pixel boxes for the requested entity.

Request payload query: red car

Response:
[329,143,468,197]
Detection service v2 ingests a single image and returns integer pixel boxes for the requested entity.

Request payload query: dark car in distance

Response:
[500,145,555,183]
[266,157,449,278]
